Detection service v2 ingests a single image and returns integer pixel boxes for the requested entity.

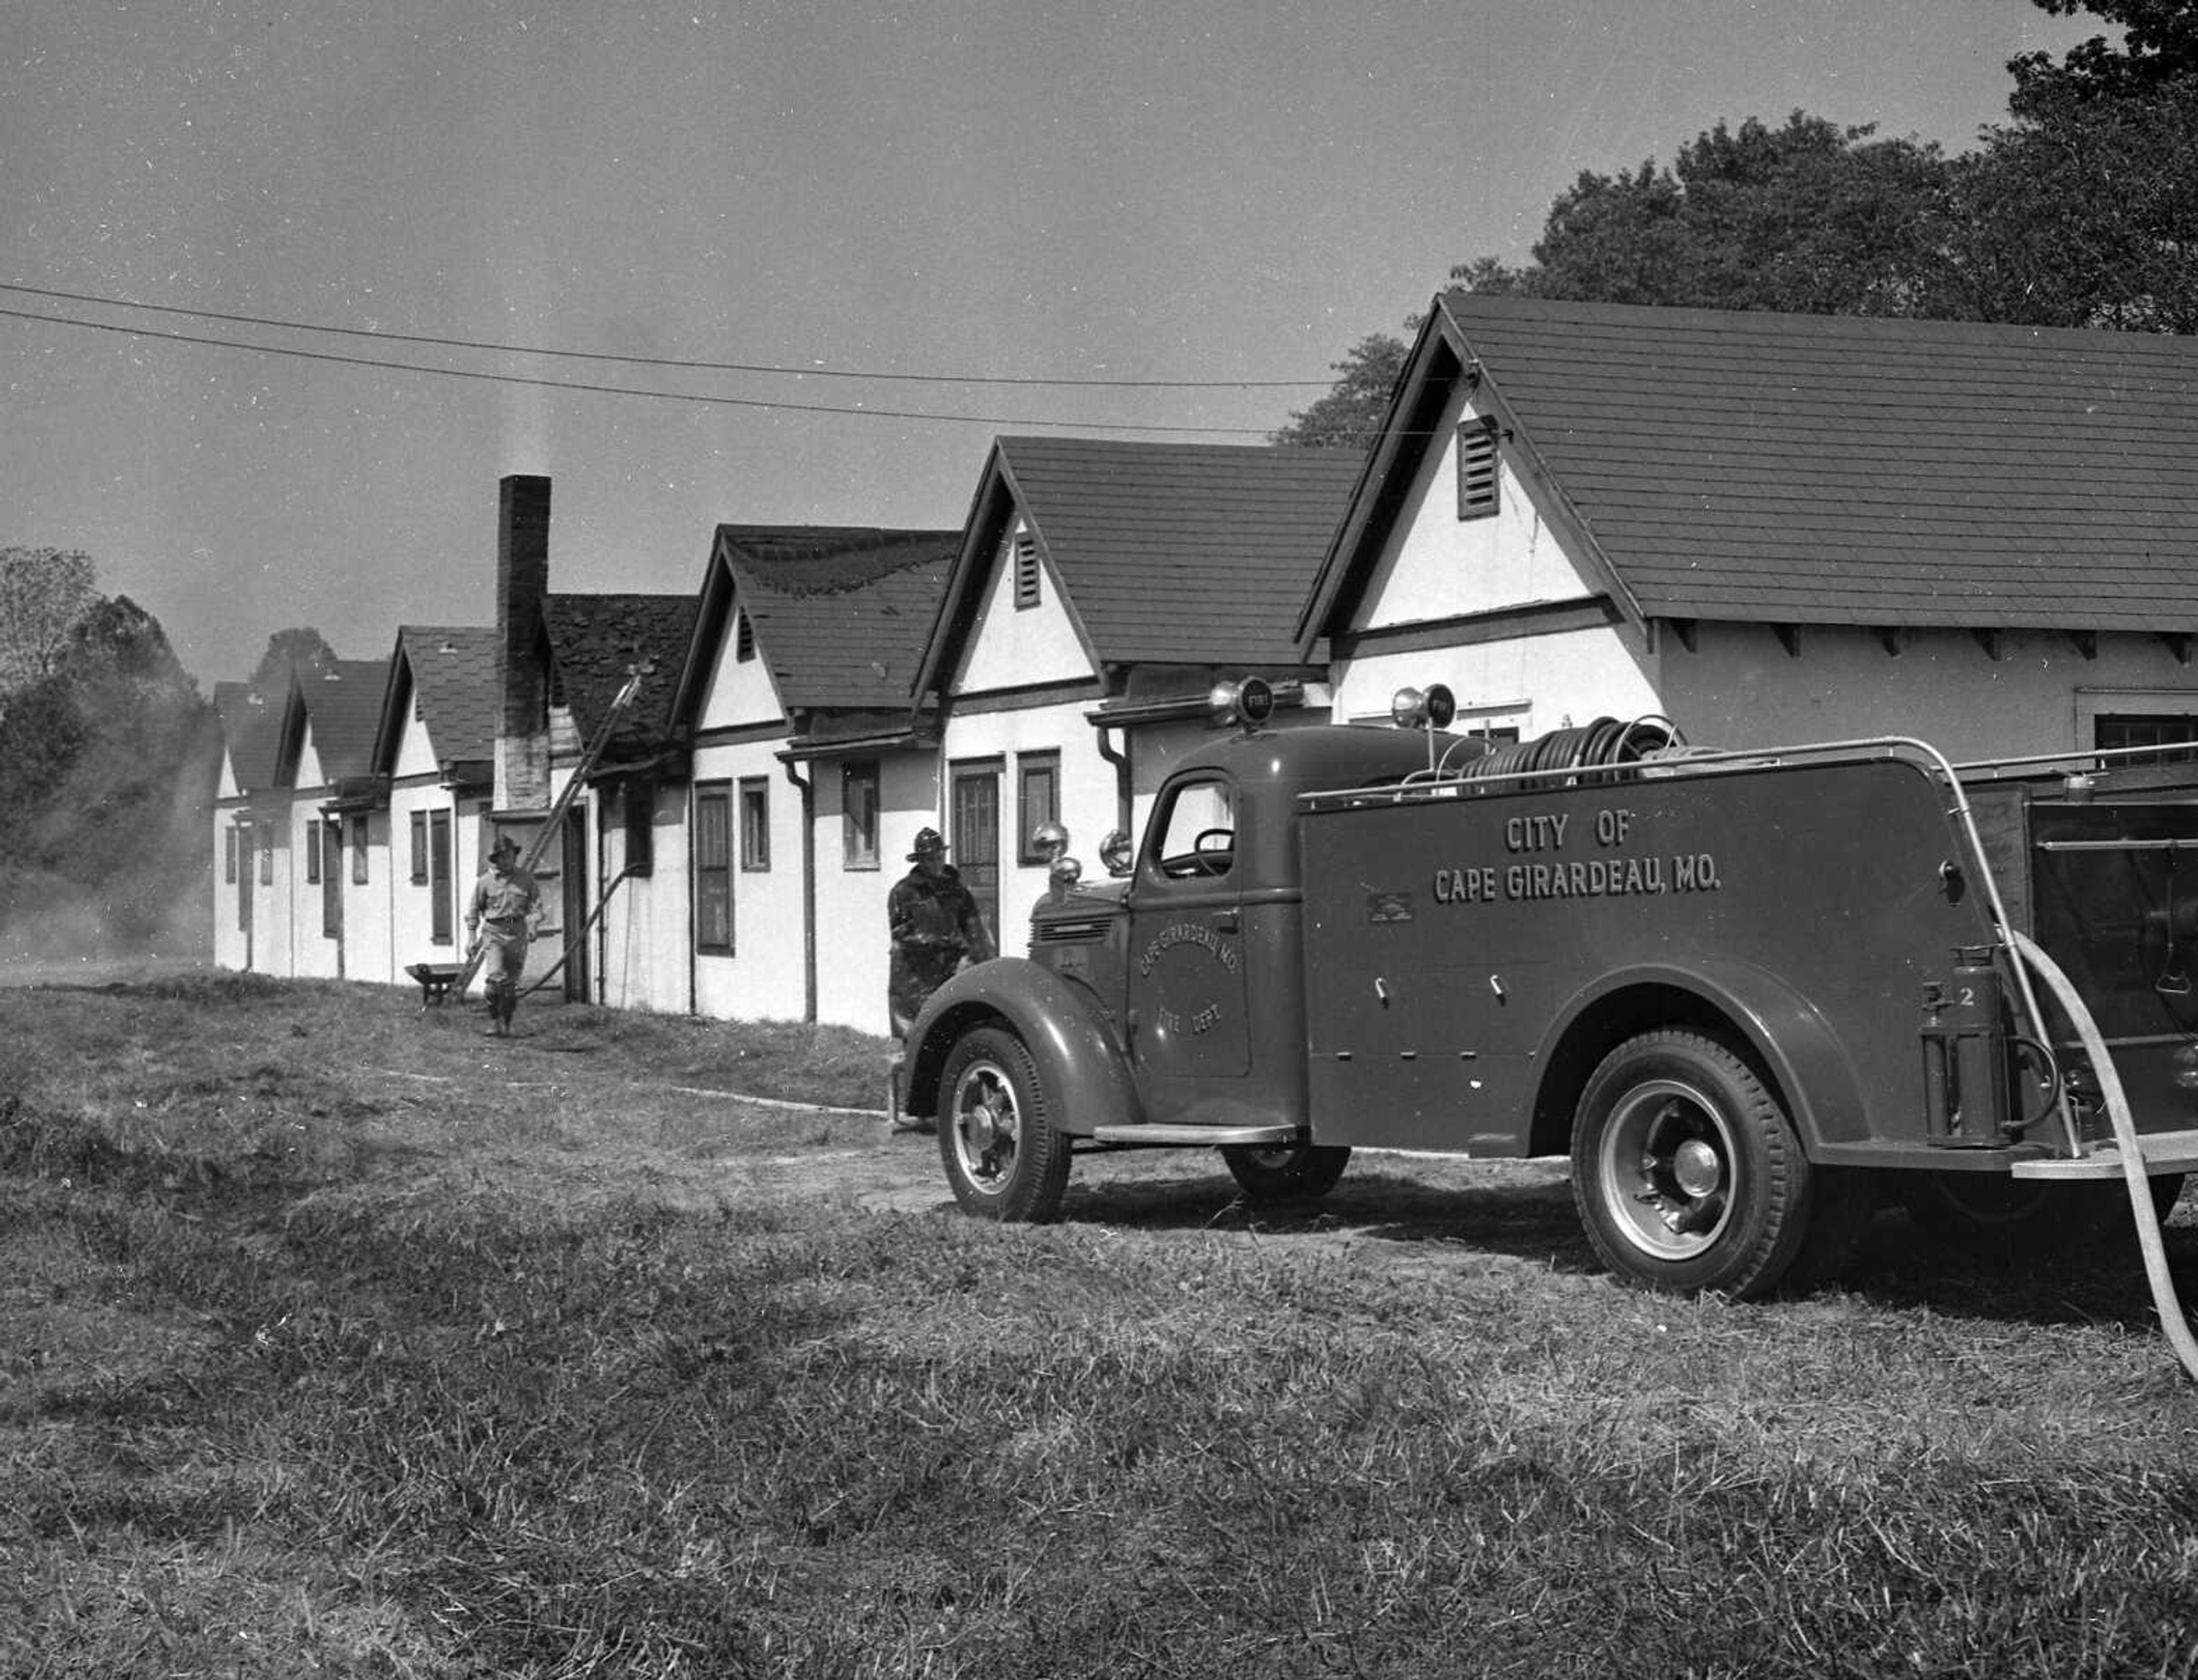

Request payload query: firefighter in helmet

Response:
[885,825,994,1129]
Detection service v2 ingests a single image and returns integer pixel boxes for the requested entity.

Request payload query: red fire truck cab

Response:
[900,683,2198,1298]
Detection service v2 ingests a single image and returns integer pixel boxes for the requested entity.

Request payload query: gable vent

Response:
[735,608,756,663]
[1457,417,1500,521]
[1013,534,1041,610]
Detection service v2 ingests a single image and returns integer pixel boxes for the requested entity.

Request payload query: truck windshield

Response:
[1151,776,1236,880]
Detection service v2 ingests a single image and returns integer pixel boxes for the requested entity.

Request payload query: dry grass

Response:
[4,971,2198,1676]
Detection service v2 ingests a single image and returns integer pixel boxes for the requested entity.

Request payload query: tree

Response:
[251,627,338,691]
[1954,77,2198,330]
[1270,331,1411,449]
[1507,114,1963,317]
[0,576,216,954]
[2010,0,2198,113]
[0,548,97,694]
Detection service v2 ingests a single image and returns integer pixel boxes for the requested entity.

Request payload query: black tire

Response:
[1570,1029,1813,1300]
[1897,1169,2185,1251]
[936,1025,1073,1222]
[1220,1142,1351,1202]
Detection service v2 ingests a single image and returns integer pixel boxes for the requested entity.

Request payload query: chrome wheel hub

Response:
[1600,1079,1737,1260]
[950,1061,1019,1189]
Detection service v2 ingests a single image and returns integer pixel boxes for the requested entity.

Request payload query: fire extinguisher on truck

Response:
[899,679,2198,1338]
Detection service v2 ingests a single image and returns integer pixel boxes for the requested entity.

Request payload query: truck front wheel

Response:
[1571,1029,1810,1299]
[938,1025,1073,1223]
[1221,1142,1351,1202]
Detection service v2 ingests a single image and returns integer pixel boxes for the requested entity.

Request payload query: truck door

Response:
[1128,770,1250,1078]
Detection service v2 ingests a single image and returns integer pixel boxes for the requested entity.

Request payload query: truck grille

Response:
[1033,917,1112,945]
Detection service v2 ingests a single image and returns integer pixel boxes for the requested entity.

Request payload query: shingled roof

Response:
[1303,292,2198,645]
[379,626,499,771]
[541,592,699,753]
[212,678,288,792]
[296,658,390,782]
[920,438,1363,694]
[675,528,959,724]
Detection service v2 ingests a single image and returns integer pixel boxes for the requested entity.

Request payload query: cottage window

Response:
[1457,416,1500,521]
[306,821,322,886]
[2096,713,2198,765]
[429,811,452,944]
[259,829,274,886]
[1017,753,1061,864]
[740,777,770,871]
[321,825,342,939]
[843,761,880,870]
[223,825,238,884]
[350,817,369,884]
[410,812,428,884]
[624,786,654,876]
[694,783,732,952]
[735,608,756,663]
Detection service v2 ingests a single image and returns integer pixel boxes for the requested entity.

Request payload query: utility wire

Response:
[0,280,1332,390]
[2,304,1311,436]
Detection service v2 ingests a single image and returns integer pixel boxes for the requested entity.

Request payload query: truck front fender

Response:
[903,957,1141,1137]
[1533,958,1871,1159]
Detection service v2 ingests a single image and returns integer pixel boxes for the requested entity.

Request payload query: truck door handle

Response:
[1215,910,1240,932]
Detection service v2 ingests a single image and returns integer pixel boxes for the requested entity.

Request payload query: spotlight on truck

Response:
[1389,682,1457,730]
[1209,676,1276,730]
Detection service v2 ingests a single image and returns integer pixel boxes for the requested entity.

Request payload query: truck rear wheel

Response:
[1220,1142,1351,1202]
[938,1024,1072,1223]
[1571,1029,1811,1300]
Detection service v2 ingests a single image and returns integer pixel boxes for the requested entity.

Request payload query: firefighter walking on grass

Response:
[885,826,993,1130]
[467,833,541,1038]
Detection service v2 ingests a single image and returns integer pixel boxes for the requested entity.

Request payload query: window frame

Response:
[259,828,274,886]
[739,776,771,872]
[841,760,880,871]
[694,781,733,954]
[1017,752,1061,865]
[306,820,322,886]
[410,811,428,884]
[350,816,369,884]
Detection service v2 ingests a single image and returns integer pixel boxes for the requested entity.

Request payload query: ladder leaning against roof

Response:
[439,668,646,1006]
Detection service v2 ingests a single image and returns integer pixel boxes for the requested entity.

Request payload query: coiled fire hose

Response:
[2011,928,2198,1382]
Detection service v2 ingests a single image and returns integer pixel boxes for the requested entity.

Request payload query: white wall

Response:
[1659,623,2198,759]
[952,523,1090,693]
[1331,626,1664,744]
[813,748,941,1035]
[686,741,809,1023]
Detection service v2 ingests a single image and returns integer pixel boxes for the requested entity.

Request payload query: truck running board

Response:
[2011,1129,2198,1180]
[1088,1124,1302,1147]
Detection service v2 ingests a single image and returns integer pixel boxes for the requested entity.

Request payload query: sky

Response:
[4,0,2101,690]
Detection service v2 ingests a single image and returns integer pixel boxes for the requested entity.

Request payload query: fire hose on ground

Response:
[2011,928,2198,1383]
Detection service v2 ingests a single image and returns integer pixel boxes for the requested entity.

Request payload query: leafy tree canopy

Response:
[250,626,339,691]
[0,548,98,693]
[2011,0,2198,110]
[1270,331,1410,448]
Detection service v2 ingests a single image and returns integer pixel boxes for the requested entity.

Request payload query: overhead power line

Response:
[2,304,1308,436]
[0,281,1331,390]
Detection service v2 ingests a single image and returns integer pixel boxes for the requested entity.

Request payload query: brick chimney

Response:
[494,474,552,813]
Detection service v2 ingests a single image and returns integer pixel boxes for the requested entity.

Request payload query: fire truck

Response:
[900,679,2198,1302]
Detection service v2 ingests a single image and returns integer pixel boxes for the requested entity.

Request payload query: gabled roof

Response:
[541,592,698,754]
[1299,292,2198,649]
[374,626,499,774]
[295,658,390,783]
[919,437,1363,695]
[673,527,959,726]
[212,677,291,793]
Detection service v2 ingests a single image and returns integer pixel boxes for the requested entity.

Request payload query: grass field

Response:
[5,971,2198,1677]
